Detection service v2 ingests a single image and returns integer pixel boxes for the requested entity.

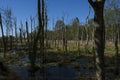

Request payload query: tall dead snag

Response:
[30,0,42,72]
[78,26,81,54]
[45,6,48,47]
[0,13,6,58]
[19,28,22,46]
[40,0,46,79]
[14,18,18,47]
[88,0,106,80]
[30,16,33,43]
[65,25,67,53]
[26,21,30,49]
[30,0,45,77]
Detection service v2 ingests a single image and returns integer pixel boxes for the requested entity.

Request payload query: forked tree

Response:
[29,0,45,77]
[88,0,106,80]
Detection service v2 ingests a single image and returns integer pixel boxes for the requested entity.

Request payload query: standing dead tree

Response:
[40,0,46,79]
[45,5,48,48]
[78,25,81,54]
[0,13,6,58]
[88,0,106,80]
[30,0,42,72]
[14,18,18,47]
[19,28,22,46]
[26,21,30,50]
[29,0,46,79]
[30,16,33,43]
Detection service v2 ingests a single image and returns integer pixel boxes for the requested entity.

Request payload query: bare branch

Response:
[88,0,95,8]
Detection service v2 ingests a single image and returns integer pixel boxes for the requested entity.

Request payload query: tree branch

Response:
[88,0,95,8]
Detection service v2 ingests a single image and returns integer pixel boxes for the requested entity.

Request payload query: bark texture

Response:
[88,0,106,80]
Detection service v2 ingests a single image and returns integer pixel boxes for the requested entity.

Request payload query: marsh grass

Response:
[0,41,120,80]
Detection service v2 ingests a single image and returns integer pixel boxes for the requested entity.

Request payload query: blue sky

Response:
[0,0,94,33]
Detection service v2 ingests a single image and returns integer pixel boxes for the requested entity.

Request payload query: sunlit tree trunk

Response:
[88,0,106,80]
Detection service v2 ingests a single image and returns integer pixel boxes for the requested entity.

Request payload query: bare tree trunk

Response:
[30,16,33,43]
[114,25,119,75]
[26,21,30,50]
[0,13,6,58]
[78,27,81,54]
[65,26,67,53]
[41,0,45,78]
[19,28,22,46]
[62,17,66,52]
[88,0,106,80]
[31,0,42,71]
[45,7,48,48]
[14,19,18,47]
[10,35,12,50]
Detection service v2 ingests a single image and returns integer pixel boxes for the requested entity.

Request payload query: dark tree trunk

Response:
[0,13,6,58]
[88,0,106,80]
[30,16,33,43]
[10,35,12,50]
[62,18,66,52]
[14,19,17,43]
[78,27,81,54]
[118,24,120,44]
[65,26,67,53]
[26,21,30,50]
[30,0,42,72]
[40,0,45,79]
[19,28,22,46]
[14,19,18,48]
[45,8,48,48]
[114,25,119,75]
